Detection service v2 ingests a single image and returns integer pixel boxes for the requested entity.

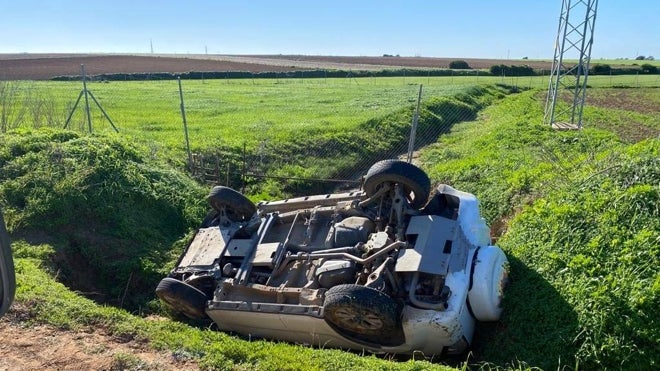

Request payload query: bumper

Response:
[206,294,474,356]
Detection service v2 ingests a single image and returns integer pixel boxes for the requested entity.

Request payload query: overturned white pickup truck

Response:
[157,160,508,356]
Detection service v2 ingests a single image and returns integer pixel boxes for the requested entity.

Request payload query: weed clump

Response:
[0,129,207,309]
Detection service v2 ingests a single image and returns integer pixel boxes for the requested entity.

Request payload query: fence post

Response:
[242,142,247,193]
[407,84,423,163]
[177,77,193,172]
[226,162,230,188]
[215,156,220,184]
[81,65,93,133]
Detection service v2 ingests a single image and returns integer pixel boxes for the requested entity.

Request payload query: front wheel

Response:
[156,278,209,320]
[323,284,403,346]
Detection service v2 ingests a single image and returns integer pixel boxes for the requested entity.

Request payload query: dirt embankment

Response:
[0,304,198,371]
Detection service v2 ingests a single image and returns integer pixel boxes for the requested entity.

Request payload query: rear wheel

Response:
[323,284,403,346]
[156,278,209,319]
[363,160,430,209]
[207,186,256,222]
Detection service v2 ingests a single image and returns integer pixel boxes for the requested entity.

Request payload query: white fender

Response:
[468,246,509,321]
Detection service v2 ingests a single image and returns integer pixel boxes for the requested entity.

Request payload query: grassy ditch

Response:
[244,84,514,199]
[0,85,510,309]
[419,88,659,369]
[0,130,208,309]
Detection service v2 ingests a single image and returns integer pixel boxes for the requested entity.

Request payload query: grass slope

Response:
[0,130,208,308]
[419,88,659,369]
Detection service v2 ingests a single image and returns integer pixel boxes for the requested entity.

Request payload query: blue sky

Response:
[0,1,657,59]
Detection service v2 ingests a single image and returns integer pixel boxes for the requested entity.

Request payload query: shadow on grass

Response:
[469,255,579,370]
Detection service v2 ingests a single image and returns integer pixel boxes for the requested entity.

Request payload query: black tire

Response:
[0,210,15,318]
[363,160,430,209]
[323,284,403,346]
[156,278,208,320]
[207,186,256,222]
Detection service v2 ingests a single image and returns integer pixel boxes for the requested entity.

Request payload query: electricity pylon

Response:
[544,0,599,129]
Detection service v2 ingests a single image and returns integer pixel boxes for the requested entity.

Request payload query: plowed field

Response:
[0,53,552,80]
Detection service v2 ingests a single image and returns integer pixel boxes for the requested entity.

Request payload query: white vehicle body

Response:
[157,160,508,356]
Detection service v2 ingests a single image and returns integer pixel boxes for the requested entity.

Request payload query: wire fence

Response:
[1,73,658,197]
[188,83,495,196]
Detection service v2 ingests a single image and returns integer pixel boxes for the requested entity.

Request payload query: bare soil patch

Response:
[0,53,551,80]
[0,54,307,80]
[585,88,660,115]
[545,88,660,143]
[0,304,198,371]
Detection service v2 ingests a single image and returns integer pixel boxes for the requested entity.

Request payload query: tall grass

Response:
[0,129,208,309]
[420,89,659,369]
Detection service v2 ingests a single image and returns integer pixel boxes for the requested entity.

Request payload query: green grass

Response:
[419,89,659,370]
[10,79,524,198]
[0,130,209,309]
[7,75,659,157]
[524,58,660,67]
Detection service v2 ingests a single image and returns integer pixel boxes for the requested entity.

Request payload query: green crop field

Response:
[572,58,660,67]
[7,74,659,155]
[0,76,658,370]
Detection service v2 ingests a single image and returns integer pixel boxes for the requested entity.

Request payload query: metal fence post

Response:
[177,77,193,172]
[81,65,93,132]
[242,142,247,193]
[407,84,423,163]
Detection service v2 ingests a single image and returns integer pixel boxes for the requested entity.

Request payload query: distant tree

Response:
[646,56,655,60]
[635,55,646,60]
[591,64,611,75]
[641,64,658,74]
[449,60,471,69]
[522,56,529,60]
[490,64,505,76]
[490,64,534,76]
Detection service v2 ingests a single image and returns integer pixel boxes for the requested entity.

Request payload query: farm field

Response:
[0,74,658,370]
[6,74,659,151]
[4,74,657,198]
[2,53,659,80]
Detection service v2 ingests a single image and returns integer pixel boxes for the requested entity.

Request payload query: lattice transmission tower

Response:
[544,0,599,129]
